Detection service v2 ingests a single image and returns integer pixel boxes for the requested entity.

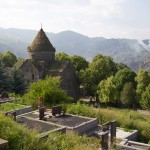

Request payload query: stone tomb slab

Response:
[20,111,98,134]
[17,116,66,138]
[21,112,39,119]
[47,114,91,127]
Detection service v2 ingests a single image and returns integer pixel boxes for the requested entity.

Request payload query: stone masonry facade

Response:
[15,28,80,100]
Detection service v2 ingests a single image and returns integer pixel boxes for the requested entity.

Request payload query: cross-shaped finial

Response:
[41,22,42,29]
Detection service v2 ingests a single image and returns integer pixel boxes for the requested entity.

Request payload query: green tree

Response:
[120,82,136,108]
[78,54,118,95]
[0,59,10,92]
[56,52,70,61]
[11,69,26,95]
[135,69,150,103]
[114,68,137,92]
[89,54,117,84]
[70,55,88,72]
[116,63,129,70]
[22,76,71,108]
[2,51,17,67]
[97,76,117,104]
[140,84,150,109]
[114,68,136,106]
[79,68,97,95]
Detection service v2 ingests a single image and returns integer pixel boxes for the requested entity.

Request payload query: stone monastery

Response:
[15,28,80,100]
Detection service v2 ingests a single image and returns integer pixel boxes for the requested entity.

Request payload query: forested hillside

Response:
[0,27,150,73]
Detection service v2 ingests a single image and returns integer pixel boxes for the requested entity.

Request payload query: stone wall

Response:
[60,61,80,101]
[19,60,39,83]
[124,130,138,141]
[73,118,98,134]
[28,51,55,63]
[5,105,32,116]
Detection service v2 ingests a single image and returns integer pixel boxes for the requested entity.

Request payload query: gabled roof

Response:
[13,59,26,70]
[28,28,55,52]
[13,59,35,70]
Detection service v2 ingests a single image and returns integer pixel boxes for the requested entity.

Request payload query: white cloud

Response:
[90,0,124,17]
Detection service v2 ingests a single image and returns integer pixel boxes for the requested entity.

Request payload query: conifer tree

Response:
[0,59,10,92]
[11,69,26,95]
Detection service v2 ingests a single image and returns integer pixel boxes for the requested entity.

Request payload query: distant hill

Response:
[0,27,150,73]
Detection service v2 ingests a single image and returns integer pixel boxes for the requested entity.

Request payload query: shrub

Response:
[0,114,50,150]
[48,132,100,150]
[22,76,72,109]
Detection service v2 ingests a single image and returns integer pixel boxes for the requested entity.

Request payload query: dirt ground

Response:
[137,109,150,115]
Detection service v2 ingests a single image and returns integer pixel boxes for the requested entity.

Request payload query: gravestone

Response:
[52,105,62,116]
[1,91,9,99]
[100,131,109,150]
[38,96,43,109]
[102,122,110,132]
[110,120,116,145]
[89,96,93,105]
[39,107,45,120]
[5,111,16,121]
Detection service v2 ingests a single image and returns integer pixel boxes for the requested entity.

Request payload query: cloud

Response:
[90,0,124,17]
[0,0,124,29]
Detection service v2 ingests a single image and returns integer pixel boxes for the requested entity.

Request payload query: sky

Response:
[0,0,150,39]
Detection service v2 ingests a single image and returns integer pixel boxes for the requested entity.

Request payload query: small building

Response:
[15,28,80,100]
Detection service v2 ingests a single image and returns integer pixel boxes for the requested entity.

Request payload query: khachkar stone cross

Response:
[38,96,43,108]
[38,96,45,120]
[110,120,116,145]
[100,131,109,150]
[5,111,16,121]
[39,107,45,120]
[100,120,116,149]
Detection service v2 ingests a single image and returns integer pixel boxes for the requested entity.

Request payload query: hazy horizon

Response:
[0,0,150,39]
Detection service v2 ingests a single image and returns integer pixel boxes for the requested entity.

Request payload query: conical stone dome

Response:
[28,28,55,63]
[28,28,55,52]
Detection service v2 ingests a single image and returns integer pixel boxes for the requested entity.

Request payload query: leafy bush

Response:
[22,76,72,109]
[0,114,51,150]
[48,132,100,150]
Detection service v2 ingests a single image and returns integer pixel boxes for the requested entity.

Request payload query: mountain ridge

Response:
[0,27,150,73]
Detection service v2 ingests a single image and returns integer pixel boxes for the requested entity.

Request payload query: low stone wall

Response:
[73,118,98,134]
[0,97,20,104]
[0,138,8,150]
[39,126,66,139]
[118,139,150,150]
[17,116,66,139]
[5,105,32,116]
[124,130,138,141]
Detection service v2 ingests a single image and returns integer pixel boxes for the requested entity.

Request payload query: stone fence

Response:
[5,105,32,116]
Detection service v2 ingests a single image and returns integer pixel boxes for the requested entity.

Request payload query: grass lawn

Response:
[0,102,26,112]
[66,103,150,144]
